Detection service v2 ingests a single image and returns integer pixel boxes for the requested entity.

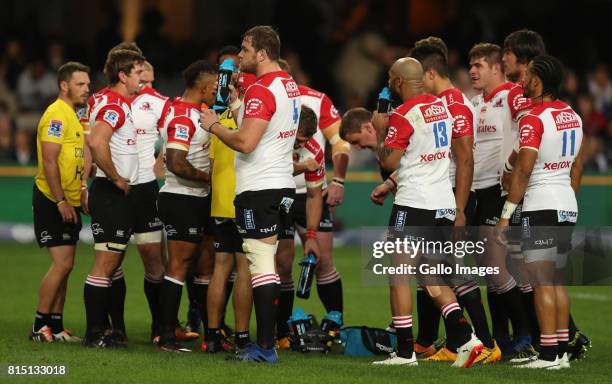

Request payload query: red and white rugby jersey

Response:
[237,72,257,97]
[294,85,341,193]
[88,88,139,184]
[294,137,325,194]
[519,100,583,215]
[235,70,301,194]
[438,87,476,187]
[471,82,532,190]
[384,93,455,210]
[160,98,210,197]
[130,86,170,184]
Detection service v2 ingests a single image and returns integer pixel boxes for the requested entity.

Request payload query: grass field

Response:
[1,242,611,383]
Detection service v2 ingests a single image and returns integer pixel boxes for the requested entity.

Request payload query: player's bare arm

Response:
[304,184,323,257]
[451,135,474,226]
[201,109,266,154]
[570,144,585,194]
[293,158,319,176]
[88,121,130,194]
[322,120,350,206]
[165,147,210,183]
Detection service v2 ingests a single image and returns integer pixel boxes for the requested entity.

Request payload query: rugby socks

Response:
[205,327,222,344]
[497,280,530,339]
[415,287,440,347]
[144,274,163,336]
[49,313,64,334]
[540,334,558,361]
[193,277,210,330]
[108,267,126,333]
[487,286,510,343]
[251,273,280,350]
[519,284,540,345]
[316,269,343,313]
[34,311,49,332]
[235,331,251,348]
[276,279,295,339]
[84,275,111,338]
[441,301,471,352]
[159,276,184,344]
[557,329,569,358]
[392,315,414,358]
[456,283,494,349]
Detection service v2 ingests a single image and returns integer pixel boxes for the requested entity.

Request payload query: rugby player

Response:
[200,25,309,362]
[275,104,324,346]
[155,60,217,353]
[82,49,145,348]
[409,37,499,363]
[371,57,483,367]
[468,43,534,357]
[30,62,90,343]
[497,54,584,369]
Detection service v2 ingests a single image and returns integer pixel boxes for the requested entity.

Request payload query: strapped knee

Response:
[242,239,278,275]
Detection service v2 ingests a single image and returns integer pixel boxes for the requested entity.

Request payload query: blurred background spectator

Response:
[0,0,609,172]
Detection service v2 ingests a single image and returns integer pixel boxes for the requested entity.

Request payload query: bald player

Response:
[371,58,483,367]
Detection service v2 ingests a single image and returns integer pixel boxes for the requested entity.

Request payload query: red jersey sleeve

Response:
[318,94,341,129]
[243,85,276,121]
[158,99,171,129]
[95,104,126,131]
[518,115,544,151]
[508,85,533,121]
[304,139,325,185]
[447,102,474,139]
[166,116,196,150]
[384,112,414,150]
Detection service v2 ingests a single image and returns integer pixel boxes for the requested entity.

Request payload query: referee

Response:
[30,62,90,343]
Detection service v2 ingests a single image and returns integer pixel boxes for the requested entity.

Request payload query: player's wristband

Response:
[305,229,317,239]
[504,161,514,173]
[332,177,345,187]
[386,177,397,189]
[207,122,220,133]
[229,99,243,111]
[56,198,66,206]
[501,201,518,219]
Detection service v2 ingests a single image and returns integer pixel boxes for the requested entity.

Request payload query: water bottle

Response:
[320,311,343,351]
[377,87,393,113]
[213,58,236,112]
[287,307,313,352]
[296,253,317,299]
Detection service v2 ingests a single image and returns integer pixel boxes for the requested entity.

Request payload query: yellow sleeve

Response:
[38,109,66,144]
[209,135,217,160]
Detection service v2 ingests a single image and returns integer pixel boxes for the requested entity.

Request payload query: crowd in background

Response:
[0,0,611,172]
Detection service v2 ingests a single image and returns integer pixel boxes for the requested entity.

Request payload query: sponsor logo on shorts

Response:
[116,230,125,238]
[188,227,199,235]
[48,120,63,138]
[522,217,531,238]
[165,224,177,236]
[91,223,104,235]
[319,220,333,228]
[435,208,456,221]
[280,197,294,214]
[149,218,163,228]
[557,210,578,223]
[535,238,554,247]
[62,233,71,240]
[260,224,277,234]
[485,217,499,226]
[244,209,255,230]
[39,231,52,243]
[394,210,406,231]
[214,242,220,249]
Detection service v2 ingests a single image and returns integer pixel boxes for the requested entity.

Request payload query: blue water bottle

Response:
[377,87,393,113]
[213,58,236,112]
[296,253,317,299]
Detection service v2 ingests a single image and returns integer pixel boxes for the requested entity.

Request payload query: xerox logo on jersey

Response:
[282,79,300,98]
[245,98,264,116]
[551,109,580,130]
[420,102,447,123]
[103,110,119,127]
[173,124,190,141]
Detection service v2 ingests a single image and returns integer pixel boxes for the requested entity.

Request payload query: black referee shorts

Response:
[32,185,82,248]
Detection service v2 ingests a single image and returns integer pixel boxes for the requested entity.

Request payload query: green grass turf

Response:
[1,242,610,383]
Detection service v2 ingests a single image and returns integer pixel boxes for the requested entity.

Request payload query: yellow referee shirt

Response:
[35,98,84,207]
[210,108,237,218]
